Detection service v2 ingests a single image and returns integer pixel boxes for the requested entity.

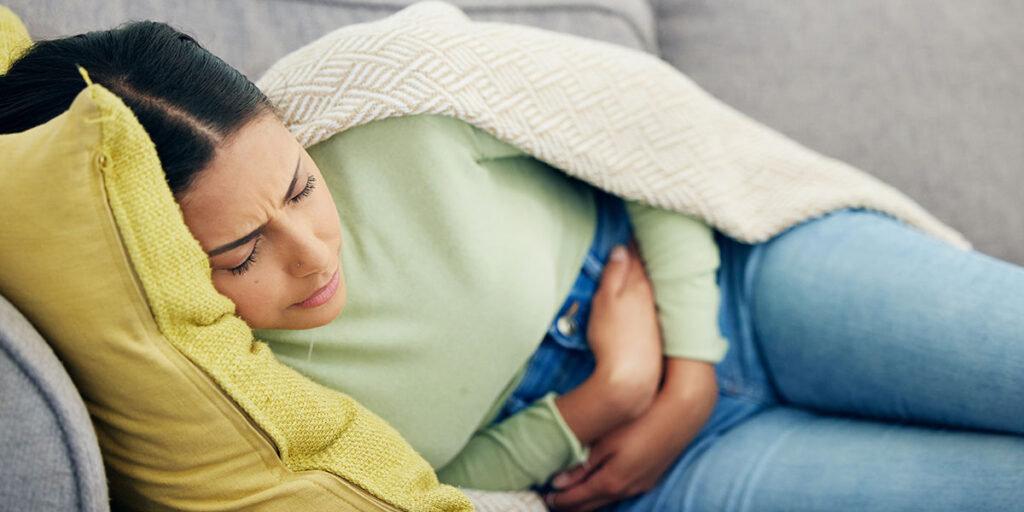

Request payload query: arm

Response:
[623,200,726,362]
[545,202,724,511]
[436,243,664,490]
[561,241,663,444]
[545,357,717,511]
[435,393,588,490]
[436,360,658,492]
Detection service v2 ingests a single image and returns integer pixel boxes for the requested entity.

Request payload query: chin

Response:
[240,275,347,330]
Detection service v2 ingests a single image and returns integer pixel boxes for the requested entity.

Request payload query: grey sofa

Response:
[2,1,1021,510]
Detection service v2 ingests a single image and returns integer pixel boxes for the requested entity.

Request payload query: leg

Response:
[613,406,1024,512]
[752,209,1024,434]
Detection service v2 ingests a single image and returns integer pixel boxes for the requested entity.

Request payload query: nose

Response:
[284,222,332,278]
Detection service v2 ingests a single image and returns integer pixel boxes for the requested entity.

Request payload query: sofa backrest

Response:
[654,0,1024,265]
[7,0,657,78]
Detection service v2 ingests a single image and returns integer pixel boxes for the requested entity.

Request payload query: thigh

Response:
[752,209,1024,434]
[614,407,1024,512]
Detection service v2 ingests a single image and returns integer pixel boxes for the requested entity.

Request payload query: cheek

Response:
[210,272,280,328]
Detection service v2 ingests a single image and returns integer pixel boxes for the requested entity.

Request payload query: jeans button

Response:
[556,301,580,336]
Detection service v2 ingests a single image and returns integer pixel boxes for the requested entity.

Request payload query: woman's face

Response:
[177,114,346,330]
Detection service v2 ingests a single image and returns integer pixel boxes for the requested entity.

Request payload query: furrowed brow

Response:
[207,226,264,257]
[207,156,301,257]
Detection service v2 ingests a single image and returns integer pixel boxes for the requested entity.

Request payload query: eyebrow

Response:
[207,155,302,257]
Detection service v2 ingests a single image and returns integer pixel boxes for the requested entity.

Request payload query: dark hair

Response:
[0,21,272,195]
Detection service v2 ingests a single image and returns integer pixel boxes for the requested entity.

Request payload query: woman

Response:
[2,21,1022,512]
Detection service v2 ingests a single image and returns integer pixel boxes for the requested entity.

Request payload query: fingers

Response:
[596,244,631,297]
[620,238,653,300]
[547,447,619,511]
[550,463,590,491]
[597,239,649,294]
[545,475,607,511]
[545,467,622,512]
[621,240,646,291]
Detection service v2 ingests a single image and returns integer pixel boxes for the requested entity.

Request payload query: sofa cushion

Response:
[0,5,29,72]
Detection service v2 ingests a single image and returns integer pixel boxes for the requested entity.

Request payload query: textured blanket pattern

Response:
[463,490,548,512]
[258,1,969,248]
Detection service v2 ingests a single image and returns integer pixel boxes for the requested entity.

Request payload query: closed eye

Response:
[289,174,317,203]
[228,238,261,276]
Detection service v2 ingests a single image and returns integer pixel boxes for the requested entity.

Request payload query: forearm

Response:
[649,357,717,445]
[554,365,656,446]
[624,200,727,362]
[437,393,587,490]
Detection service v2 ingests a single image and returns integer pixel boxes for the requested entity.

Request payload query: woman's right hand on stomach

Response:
[585,240,663,417]
[554,240,663,445]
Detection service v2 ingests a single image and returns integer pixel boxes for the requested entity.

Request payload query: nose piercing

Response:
[296,262,302,269]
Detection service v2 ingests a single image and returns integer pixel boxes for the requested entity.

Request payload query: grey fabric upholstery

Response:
[12,0,656,78]
[654,0,1024,265]
[0,295,109,512]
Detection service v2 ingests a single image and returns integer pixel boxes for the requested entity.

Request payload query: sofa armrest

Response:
[0,294,109,512]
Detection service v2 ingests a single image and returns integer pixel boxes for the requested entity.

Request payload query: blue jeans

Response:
[498,192,1024,511]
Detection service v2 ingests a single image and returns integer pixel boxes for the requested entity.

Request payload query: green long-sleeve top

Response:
[257,114,724,491]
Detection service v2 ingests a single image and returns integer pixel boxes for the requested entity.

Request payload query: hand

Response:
[586,240,662,415]
[545,358,718,512]
[553,240,663,445]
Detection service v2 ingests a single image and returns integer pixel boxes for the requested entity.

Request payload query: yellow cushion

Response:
[0,21,470,512]
[0,5,30,74]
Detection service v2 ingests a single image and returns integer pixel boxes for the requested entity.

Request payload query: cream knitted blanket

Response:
[257,1,969,248]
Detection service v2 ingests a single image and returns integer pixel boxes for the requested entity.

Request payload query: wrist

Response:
[658,357,718,411]
[591,360,660,419]
[554,376,628,445]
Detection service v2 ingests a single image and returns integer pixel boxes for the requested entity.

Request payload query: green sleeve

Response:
[436,392,587,491]
[625,201,727,362]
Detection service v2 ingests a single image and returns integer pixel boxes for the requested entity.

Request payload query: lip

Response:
[293,269,340,309]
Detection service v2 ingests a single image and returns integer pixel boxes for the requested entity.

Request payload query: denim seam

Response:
[729,415,811,512]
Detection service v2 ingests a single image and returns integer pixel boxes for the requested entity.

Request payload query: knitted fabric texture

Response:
[82,75,470,511]
[461,490,546,511]
[0,6,31,73]
[258,1,968,249]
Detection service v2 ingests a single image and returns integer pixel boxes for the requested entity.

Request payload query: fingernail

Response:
[552,473,571,488]
[610,246,627,262]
